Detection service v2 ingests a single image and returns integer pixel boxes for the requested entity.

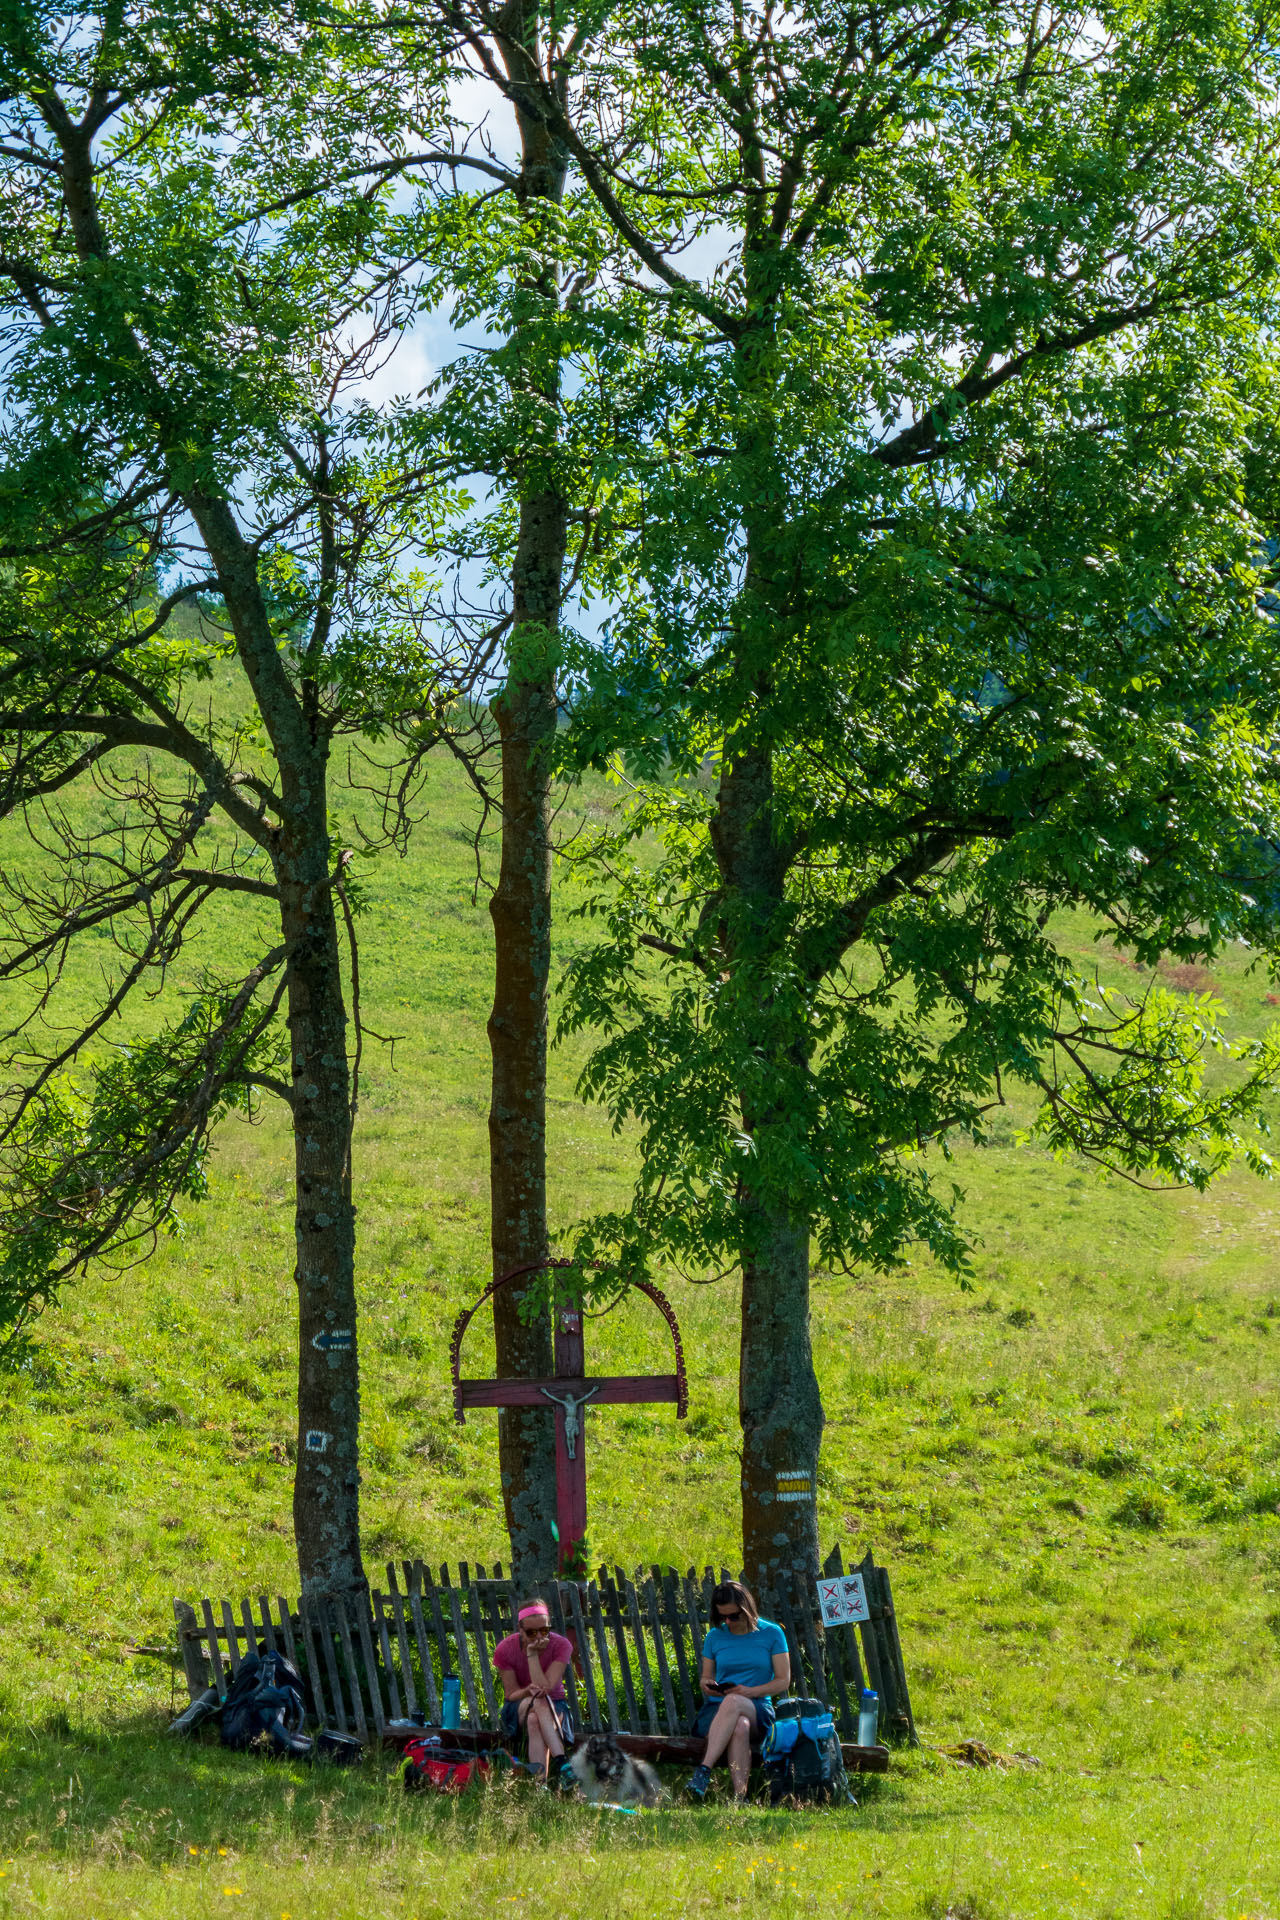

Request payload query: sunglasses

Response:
[716,1608,743,1622]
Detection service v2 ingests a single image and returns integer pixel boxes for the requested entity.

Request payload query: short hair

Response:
[709,1580,759,1628]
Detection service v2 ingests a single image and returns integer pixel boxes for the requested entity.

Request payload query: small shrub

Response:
[1093,1442,1140,1477]
[1006,1306,1036,1328]
[408,1424,463,1473]
[1111,1484,1173,1530]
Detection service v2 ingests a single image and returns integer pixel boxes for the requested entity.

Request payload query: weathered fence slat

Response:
[876,1563,916,1743]
[443,1571,481,1728]
[680,1570,706,1694]
[240,1599,260,1662]
[565,1581,603,1732]
[618,1569,660,1735]
[373,1593,403,1722]
[218,1601,242,1678]
[404,1566,441,1722]
[255,1596,277,1655]
[333,1596,368,1742]
[174,1600,207,1698]
[297,1598,334,1728]
[385,1571,419,1718]
[542,1581,584,1731]
[599,1570,640,1734]
[639,1574,680,1733]
[466,1575,498,1725]
[353,1596,386,1738]
[586,1582,621,1732]
[657,1567,696,1721]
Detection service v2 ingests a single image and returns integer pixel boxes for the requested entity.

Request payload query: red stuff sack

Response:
[403,1739,492,1793]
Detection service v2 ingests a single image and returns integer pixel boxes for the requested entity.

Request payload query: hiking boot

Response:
[685,1764,712,1801]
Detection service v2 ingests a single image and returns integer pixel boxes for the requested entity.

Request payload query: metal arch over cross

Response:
[450,1261,688,1570]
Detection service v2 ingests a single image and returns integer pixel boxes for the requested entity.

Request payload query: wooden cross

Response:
[451,1265,688,1571]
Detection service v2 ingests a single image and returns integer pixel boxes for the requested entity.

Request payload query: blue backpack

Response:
[761,1697,852,1805]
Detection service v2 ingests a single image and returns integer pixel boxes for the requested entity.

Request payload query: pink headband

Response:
[518,1604,550,1623]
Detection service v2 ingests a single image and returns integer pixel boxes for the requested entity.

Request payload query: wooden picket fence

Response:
[174,1544,914,1752]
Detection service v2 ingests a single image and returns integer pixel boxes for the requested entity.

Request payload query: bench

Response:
[173,1545,912,1769]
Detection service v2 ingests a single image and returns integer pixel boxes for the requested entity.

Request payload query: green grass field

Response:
[0,725,1279,1919]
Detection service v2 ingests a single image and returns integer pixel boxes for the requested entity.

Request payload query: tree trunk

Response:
[280,789,366,1599]
[487,39,570,1592]
[489,661,560,1591]
[738,1206,823,1595]
[713,731,825,1598]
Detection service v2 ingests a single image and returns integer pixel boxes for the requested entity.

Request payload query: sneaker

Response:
[685,1764,712,1801]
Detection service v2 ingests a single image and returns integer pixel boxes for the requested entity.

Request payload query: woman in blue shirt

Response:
[687,1581,790,1802]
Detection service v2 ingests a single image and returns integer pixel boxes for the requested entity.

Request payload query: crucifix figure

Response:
[450,1262,688,1573]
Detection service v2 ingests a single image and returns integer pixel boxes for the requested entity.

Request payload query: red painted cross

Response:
[450,1265,688,1572]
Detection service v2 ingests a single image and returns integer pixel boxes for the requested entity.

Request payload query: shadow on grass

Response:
[0,1712,954,1864]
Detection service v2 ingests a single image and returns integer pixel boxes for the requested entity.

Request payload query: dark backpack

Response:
[761,1697,852,1806]
[219,1650,311,1759]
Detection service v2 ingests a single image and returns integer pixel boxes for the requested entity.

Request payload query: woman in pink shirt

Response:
[493,1600,576,1781]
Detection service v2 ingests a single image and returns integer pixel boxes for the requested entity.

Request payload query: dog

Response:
[567,1732,663,1807]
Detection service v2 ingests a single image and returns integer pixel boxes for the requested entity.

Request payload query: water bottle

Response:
[441,1674,462,1730]
[857,1687,879,1747]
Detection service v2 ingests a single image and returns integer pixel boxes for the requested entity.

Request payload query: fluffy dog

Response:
[567,1733,663,1807]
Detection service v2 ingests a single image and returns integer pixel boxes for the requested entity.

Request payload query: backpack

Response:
[219,1650,311,1760]
[403,1738,493,1793]
[761,1697,852,1806]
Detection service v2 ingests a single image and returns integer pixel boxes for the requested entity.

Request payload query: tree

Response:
[0,1,457,1594]
[396,0,639,1584]
[514,0,1280,1590]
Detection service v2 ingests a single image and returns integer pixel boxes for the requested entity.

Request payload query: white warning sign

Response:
[816,1571,870,1626]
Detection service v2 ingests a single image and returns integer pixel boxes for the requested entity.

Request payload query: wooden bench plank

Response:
[377,1722,890,1773]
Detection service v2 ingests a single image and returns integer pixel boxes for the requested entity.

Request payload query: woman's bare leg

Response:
[527,1697,565,1779]
[728,1715,752,1798]
[701,1694,750,1770]
[522,1699,549,1777]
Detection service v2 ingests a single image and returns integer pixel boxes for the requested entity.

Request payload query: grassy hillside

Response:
[0,728,1278,1919]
